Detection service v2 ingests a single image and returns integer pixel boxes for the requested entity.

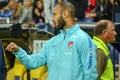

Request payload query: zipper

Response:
[64,31,66,39]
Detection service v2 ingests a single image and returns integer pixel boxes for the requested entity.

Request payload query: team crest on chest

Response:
[68,41,73,48]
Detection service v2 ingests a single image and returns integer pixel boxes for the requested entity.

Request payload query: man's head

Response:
[94,20,117,43]
[52,1,76,30]
[23,0,33,7]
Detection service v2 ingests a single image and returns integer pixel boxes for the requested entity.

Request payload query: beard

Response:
[55,16,66,30]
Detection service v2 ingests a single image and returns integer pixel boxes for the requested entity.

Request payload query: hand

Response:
[5,42,19,53]
[85,12,92,18]
[85,12,96,18]
[22,24,30,28]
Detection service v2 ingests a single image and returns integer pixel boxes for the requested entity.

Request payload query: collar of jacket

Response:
[60,24,80,38]
[93,36,109,53]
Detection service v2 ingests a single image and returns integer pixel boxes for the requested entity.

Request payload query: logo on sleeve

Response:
[88,48,93,69]
[68,41,73,48]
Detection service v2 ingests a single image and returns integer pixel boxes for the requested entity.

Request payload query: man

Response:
[18,0,33,28]
[6,2,98,80]
[93,20,117,80]
[0,40,7,80]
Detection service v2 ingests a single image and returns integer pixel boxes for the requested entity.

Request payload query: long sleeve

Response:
[96,49,107,80]
[77,34,98,80]
[13,42,49,69]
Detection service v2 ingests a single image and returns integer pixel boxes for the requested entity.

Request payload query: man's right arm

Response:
[6,42,48,70]
[13,45,48,70]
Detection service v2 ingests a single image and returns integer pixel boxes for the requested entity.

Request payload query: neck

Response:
[64,20,75,30]
[97,35,108,44]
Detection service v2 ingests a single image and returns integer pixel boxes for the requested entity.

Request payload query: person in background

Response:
[68,0,88,21]
[93,20,117,80]
[8,0,23,22]
[0,0,22,23]
[44,0,55,33]
[84,0,96,22]
[68,0,96,22]
[0,5,13,24]
[44,0,65,34]
[32,0,45,30]
[85,0,114,22]
[0,0,9,9]
[6,2,98,80]
[19,0,33,28]
[0,40,7,80]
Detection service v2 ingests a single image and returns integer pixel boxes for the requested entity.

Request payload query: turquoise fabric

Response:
[13,24,98,80]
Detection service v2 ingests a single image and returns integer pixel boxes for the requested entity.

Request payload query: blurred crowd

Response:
[0,0,120,34]
[0,1,120,80]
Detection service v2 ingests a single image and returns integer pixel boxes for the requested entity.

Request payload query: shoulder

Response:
[76,28,92,42]
[73,24,89,38]
[45,33,61,44]
[75,29,94,48]
[73,24,92,43]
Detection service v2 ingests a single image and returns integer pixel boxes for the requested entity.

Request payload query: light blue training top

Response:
[13,24,98,80]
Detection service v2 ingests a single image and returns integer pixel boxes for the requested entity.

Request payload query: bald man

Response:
[93,20,117,80]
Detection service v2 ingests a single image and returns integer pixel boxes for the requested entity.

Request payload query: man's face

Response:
[104,23,117,43]
[52,5,66,29]
[9,1,17,9]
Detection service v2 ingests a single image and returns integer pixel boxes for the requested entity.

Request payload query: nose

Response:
[114,31,117,35]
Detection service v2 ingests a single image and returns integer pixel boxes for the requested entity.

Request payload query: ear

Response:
[102,30,106,34]
[102,30,107,37]
[62,10,69,18]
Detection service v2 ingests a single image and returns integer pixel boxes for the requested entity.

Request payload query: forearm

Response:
[13,47,46,69]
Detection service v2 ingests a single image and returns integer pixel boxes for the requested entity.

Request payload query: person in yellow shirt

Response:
[93,20,117,80]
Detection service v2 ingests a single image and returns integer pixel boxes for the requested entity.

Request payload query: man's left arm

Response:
[77,36,98,80]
